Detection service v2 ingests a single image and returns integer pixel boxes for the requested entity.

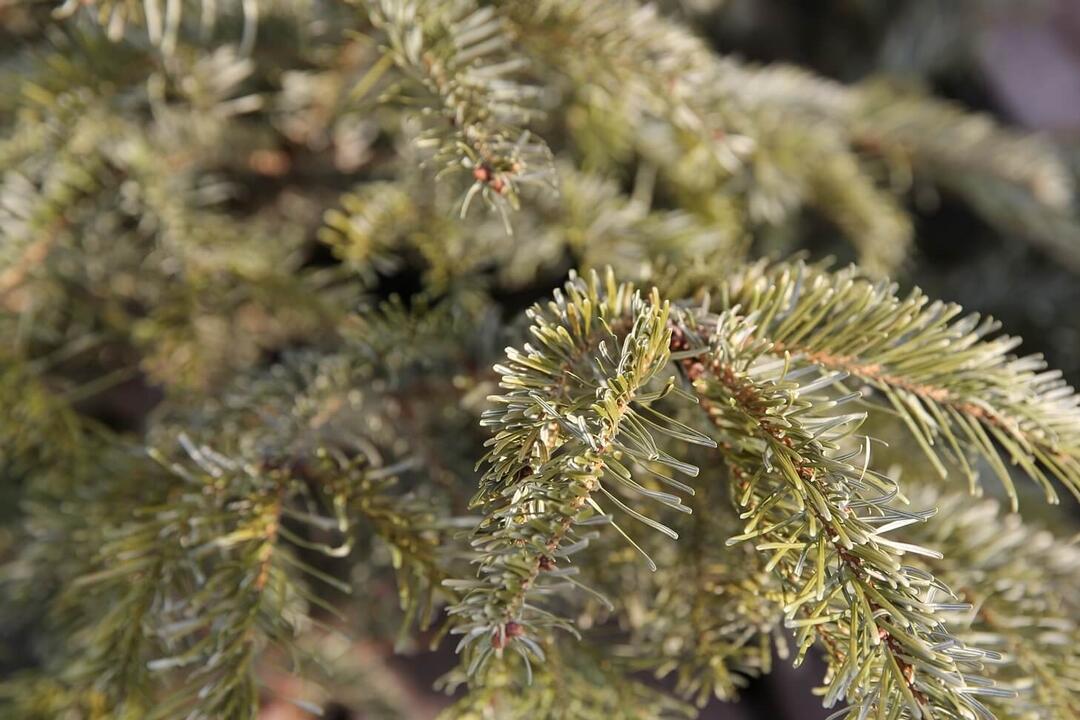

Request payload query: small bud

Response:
[668,326,687,351]
[491,621,525,650]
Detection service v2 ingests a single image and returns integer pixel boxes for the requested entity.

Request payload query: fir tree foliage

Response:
[448,271,713,679]
[2,1,1080,719]
[709,261,1080,510]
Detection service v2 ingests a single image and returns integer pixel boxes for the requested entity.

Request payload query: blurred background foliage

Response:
[699,0,1080,384]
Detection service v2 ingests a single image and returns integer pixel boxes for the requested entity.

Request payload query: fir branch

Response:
[712,260,1080,509]
[0,356,91,476]
[318,181,420,284]
[903,487,1080,719]
[671,308,1005,719]
[317,164,740,295]
[54,0,261,55]
[361,0,555,226]
[6,3,1080,718]
[448,269,711,679]
[333,451,463,636]
[508,0,1077,273]
[64,505,184,714]
[155,340,476,639]
[77,444,310,720]
[439,639,694,719]
[542,164,744,280]
[508,0,753,190]
[58,436,426,719]
[851,85,1080,271]
[507,0,910,273]
[621,507,782,707]
[800,135,913,278]
[0,675,145,720]
[0,106,115,316]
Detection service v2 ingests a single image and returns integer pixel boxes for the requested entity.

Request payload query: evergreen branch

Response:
[0,26,148,121]
[800,136,913,278]
[361,0,555,226]
[0,439,168,719]
[851,85,1080,271]
[508,0,1076,273]
[317,164,741,294]
[440,639,694,719]
[448,269,710,679]
[507,0,752,192]
[851,86,1070,206]
[0,356,91,477]
[92,445,307,720]
[0,105,115,316]
[1,49,325,388]
[713,260,1080,509]
[543,164,743,279]
[621,508,782,707]
[155,338,478,640]
[902,487,1080,719]
[63,503,187,715]
[334,452,463,636]
[62,437,411,719]
[672,309,1005,719]
[508,0,911,273]
[0,675,144,720]
[318,181,420,284]
[53,0,261,55]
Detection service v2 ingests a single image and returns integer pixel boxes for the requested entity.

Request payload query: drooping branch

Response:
[670,307,1006,719]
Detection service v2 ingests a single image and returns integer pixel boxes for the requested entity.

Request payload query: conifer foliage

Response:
[2,1,1079,719]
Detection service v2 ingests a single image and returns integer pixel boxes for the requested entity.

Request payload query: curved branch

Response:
[448,270,709,680]
[672,308,1003,719]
